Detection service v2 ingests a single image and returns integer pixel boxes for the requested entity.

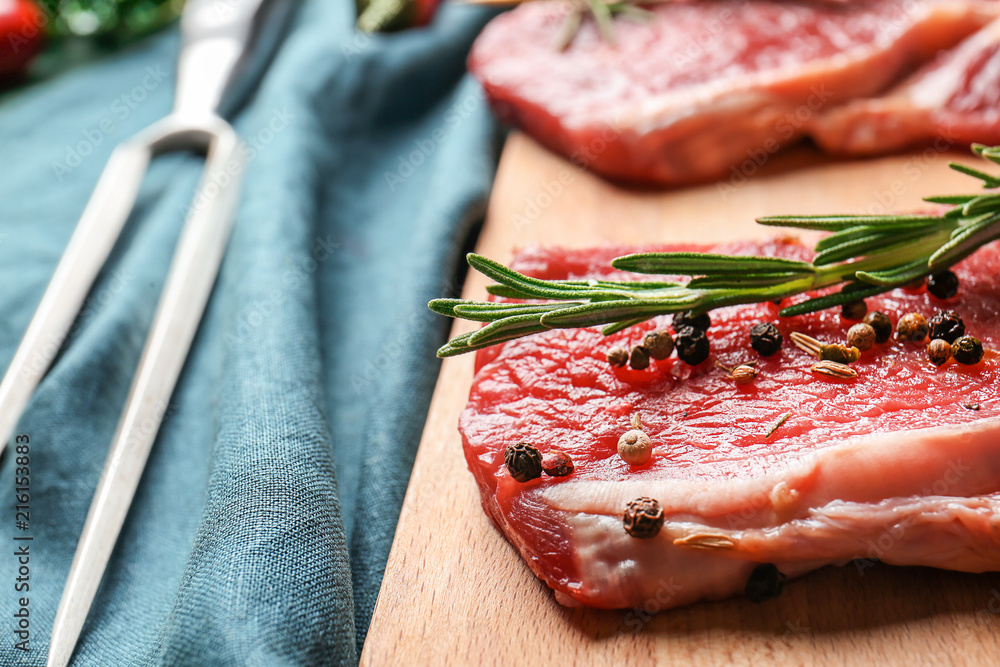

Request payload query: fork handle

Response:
[174,0,297,118]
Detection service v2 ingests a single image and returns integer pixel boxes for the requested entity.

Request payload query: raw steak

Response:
[460,239,1000,610]
[811,18,1000,154]
[468,0,1000,185]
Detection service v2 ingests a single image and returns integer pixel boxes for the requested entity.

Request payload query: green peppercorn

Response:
[927,270,960,299]
[623,497,664,539]
[841,299,868,321]
[847,323,876,351]
[504,442,542,483]
[928,310,965,344]
[745,563,786,603]
[643,330,675,360]
[952,336,984,365]
[750,322,782,357]
[675,326,710,365]
[673,310,710,332]
[897,312,928,342]
[927,338,952,367]
[819,343,861,364]
[862,311,892,344]
[541,450,574,477]
[606,346,628,367]
[629,345,650,370]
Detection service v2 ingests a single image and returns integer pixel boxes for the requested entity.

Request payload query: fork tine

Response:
[0,140,151,456]
[46,122,243,667]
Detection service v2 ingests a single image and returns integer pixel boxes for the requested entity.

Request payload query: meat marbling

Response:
[468,0,1000,185]
[460,239,1000,609]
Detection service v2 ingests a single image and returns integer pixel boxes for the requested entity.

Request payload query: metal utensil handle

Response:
[45,123,244,667]
[174,0,276,116]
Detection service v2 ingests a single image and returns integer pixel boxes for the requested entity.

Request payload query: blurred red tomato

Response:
[0,0,45,79]
[413,0,442,26]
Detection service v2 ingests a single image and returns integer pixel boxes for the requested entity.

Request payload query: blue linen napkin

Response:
[0,2,500,664]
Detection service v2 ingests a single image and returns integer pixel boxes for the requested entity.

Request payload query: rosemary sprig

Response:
[430,144,1000,358]
[555,0,669,51]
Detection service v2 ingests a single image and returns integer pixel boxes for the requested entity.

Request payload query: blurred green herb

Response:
[429,144,1000,358]
[38,0,183,43]
[555,0,671,50]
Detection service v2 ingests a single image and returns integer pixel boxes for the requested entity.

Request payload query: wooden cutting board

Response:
[361,133,1000,666]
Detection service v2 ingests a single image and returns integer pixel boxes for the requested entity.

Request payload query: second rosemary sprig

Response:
[430,144,1000,358]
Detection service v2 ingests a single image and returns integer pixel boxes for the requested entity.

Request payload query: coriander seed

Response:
[749,322,782,357]
[606,346,628,367]
[629,345,650,370]
[541,450,574,477]
[862,311,892,344]
[504,442,542,483]
[731,364,758,385]
[744,564,786,603]
[847,323,876,351]
[841,300,867,321]
[675,326,710,365]
[623,497,664,539]
[897,312,928,342]
[927,338,952,367]
[928,310,965,344]
[673,310,710,332]
[927,270,960,299]
[618,413,653,466]
[952,336,984,365]
[643,330,675,360]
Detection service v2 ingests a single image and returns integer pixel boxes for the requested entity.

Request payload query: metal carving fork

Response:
[0,1,295,665]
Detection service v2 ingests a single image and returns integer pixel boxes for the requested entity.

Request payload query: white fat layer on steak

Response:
[541,416,1000,520]
[561,496,1000,609]
[538,418,1000,608]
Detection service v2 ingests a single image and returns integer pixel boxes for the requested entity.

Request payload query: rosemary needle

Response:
[430,144,1000,358]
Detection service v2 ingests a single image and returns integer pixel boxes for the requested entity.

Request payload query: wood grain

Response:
[361,134,1000,666]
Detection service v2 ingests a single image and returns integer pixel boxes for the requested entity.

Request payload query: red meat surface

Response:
[460,239,1000,609]
[811,18,1000,154]
[468,0,1000,185]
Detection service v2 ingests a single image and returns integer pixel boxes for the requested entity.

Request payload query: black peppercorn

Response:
[745,563,786,603]
[672,310,710,332]
[749,322,782,357]
[541,450,574,477]
[675,326,710,365]
[606,346,628,367]
[952,336,984,365]
[629,345,650,370]
[643,330,675,360]
[504,442,542,483]
[841,299,868,321]
[623,497,664,539]
[927,270,960,299]
[928,310,965,344]
[862,311,892,344]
